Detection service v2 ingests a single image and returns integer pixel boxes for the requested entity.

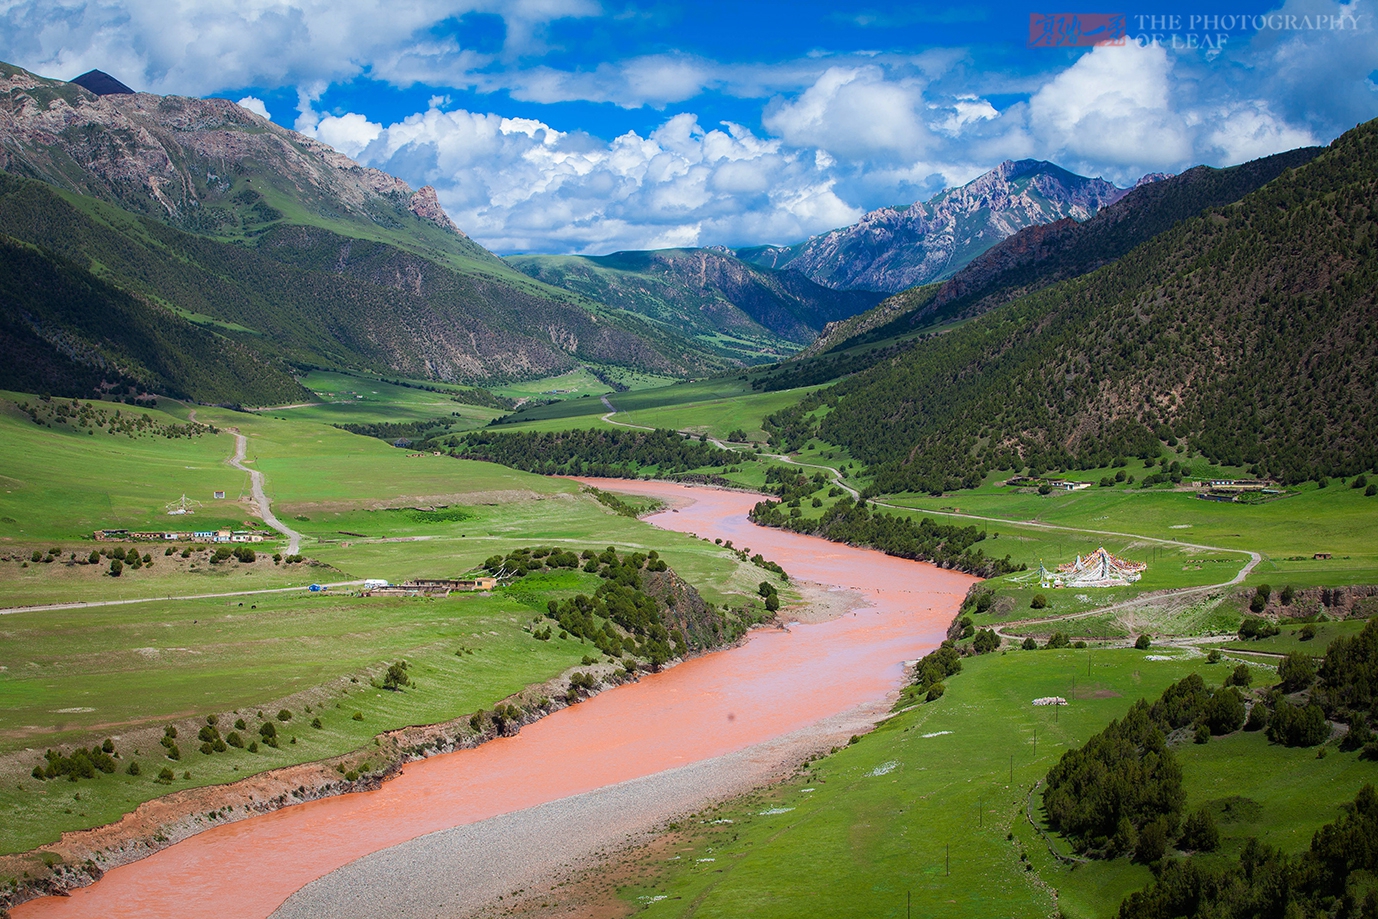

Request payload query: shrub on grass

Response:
[1022,637,1038,650]
[108,558,122,577]
[1044,700,1184,858]
[1206,649,1222,664]
[1238,617,1280,640]
[352,711,364,721]
[1225,664,1253,688]
[157,767,174,783]
[1135,634,1152,650]
[926,682,945,702]
[1030,593,1048,610]
[382,661,411,691]
[226,732,244,748]
[1299,624,1317,641]
[126,760,140,776]
[1045,632,1070,650]
[248,741,259,753]
[276,709,292,722]
[311,717,322,729]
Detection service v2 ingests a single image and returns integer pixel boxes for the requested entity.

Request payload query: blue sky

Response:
[4,0,1376,253]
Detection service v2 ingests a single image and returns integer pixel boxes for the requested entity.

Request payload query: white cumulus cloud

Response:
[235,95,271,119]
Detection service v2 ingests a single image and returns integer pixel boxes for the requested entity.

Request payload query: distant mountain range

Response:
[0,61,738,401]
[736,160,1141,293]
[788,118,1378,492]
[800,144,1324,358]
[508,249,884,363]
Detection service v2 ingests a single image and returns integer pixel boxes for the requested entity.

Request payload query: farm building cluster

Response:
[94,528,267,544]
[361,577,497,597]
[1194,479,1282,502]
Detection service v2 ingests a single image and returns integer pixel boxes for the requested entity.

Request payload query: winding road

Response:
[227,430,303,555]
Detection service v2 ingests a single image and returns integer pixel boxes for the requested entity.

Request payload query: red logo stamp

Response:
[1029,13,1128,46]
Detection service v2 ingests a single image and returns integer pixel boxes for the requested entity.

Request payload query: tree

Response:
[1277,652,1316,693]
[382,661,411,691]
[109,558,123,577]
[1225,663,1253,687]
[1179,808,1220,852]
[1022,637,1038,650]
[1043,700,1185,857]
[1266,701,1330,746]
[1239,617,1280,640]
[1203,687,1246,734]
[1045,632,1070,649]
[1135,634,1152,650]
[973,629,1000,654]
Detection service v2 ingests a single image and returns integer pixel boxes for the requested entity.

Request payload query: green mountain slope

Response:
[803,146,1323,358]
[0,62,729,390]
[0,173,714,384]
[800,119,1378,492]
[0,235,307,404]
[508,249,883,363]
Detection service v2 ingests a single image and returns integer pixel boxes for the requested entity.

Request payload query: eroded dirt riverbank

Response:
[15,481,974,919]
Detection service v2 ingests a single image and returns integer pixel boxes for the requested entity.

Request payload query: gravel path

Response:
[270,699,888,919]
[228,430,304,554]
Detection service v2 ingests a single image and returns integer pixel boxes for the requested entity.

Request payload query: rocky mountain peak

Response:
[70,69,134,96]
[408,185,464,236]
[737,159,1132,293]
[0,62,468,244]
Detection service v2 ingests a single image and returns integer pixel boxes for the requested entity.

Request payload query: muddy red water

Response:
[17,480,974,919]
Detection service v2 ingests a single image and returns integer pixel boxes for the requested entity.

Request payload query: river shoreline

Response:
[0,607,760,913]
[12,481,974,919]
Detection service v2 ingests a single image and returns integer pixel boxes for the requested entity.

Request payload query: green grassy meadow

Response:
[0,579,612,854]
[625,648,1378,919]
[0,394,247,543]
[0,384,788,859]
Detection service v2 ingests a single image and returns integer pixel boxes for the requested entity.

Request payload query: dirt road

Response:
[227,431,303,554]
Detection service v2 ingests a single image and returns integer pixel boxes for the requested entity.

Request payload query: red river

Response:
[15,479,974,919]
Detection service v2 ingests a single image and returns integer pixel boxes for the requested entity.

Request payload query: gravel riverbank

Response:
[271,694,890,919]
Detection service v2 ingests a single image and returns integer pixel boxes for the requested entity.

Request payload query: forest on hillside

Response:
[778,120,1378,494]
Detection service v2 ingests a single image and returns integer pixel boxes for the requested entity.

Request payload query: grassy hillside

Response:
[622,646,1378,919]
[799,119,1378,493]
[0,237,309,405]
[0,173,718,391]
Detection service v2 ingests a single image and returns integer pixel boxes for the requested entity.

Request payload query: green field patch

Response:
[624,648,1378,919]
